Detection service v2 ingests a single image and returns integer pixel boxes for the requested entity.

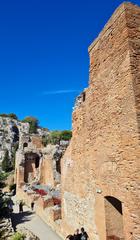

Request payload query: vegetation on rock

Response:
[11,232,25,240]
[0,113,18,120]
[60,130,72,141]
[42,130,72,146]
[22,116,39,134]
[2,150,11,172]
[0,172,9,188]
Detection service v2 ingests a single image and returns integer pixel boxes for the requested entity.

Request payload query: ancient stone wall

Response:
[61,3,140,240]
[16,131,69,192]
[40,145,57,186]
[31,136,44,149]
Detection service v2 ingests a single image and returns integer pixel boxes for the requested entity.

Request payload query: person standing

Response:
[8,198,13,213]
[80,227,89,240]
[31,201,34,211]
[19,201,23,213]
[66,234,74,240]
[73,229,81,240]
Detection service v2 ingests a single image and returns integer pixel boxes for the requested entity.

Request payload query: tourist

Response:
[8,198,14,213]
[73,229,81,240]
[66,234,74,240]
[31,201,34,211]
[80,227,89,240]
[19,201,23,213]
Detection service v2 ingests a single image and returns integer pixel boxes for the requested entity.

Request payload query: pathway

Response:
[11,197,62,240]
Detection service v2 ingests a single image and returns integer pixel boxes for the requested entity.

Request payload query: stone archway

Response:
[23,142,28,148]
[24,152,40,183]
[12,124,19,143]
[104,196,124,240]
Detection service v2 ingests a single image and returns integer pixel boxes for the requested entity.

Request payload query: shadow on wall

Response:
[104,196,124,240]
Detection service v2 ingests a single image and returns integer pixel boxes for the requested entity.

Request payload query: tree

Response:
[2,150,11,172]
[22,116,39,134]
[42,130,72,146]
[0,113,18,120]
[50,131,61,144]
[0,113,8,117]
[8,113,18,120]
[42,131,61,146]
[60,130,72,141]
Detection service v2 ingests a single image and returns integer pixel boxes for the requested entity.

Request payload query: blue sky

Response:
[0,0,139,130]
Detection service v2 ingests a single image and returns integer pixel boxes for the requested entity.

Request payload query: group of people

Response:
[18,200,34,213]
[66,228,89,240]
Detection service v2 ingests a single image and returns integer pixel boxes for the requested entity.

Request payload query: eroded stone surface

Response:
[0,117,29,165]
[61,2,140,240]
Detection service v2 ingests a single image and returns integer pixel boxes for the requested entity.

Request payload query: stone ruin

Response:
[0,117,29,167]
[15,134,69,188]
[15,128,69,230]
[15,2,140,240]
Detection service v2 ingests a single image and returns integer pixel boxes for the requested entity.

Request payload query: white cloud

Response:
[43,89,79,95]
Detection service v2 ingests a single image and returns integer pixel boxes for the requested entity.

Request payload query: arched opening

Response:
[56,159,61,174]
[24,152,40,183]
[35,155,40,168]
[12,125,19,142]
[104,196,124,240]
[23,143,28,148]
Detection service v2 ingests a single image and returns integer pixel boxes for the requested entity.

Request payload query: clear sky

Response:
[0,0,139,130]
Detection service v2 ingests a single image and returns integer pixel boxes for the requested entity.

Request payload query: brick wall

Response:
[40,155,55,186]
[61,3,140,240]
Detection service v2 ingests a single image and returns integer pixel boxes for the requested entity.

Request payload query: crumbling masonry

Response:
[16,2,140,240]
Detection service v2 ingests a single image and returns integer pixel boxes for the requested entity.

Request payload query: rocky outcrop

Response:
[0,117,29,166]
[0,117,49,168]
[0,218,40,240]
[0,218,14,239]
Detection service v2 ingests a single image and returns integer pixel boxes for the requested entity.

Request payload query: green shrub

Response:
[42,135,50,146]
[42,130,72,146]
[0,172,9,182]
[42,131,61,145]
[60,130,72,141]
[0,113,8,118]
[0,172,9,189]
[2,150,11,172]
[0,113,18,120]
[8,113,18,120]
[11,232,25,240]
[50,131,61,144]
[22,116,38,134]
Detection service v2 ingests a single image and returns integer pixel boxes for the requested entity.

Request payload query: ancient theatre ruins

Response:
[15,2,140,240]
